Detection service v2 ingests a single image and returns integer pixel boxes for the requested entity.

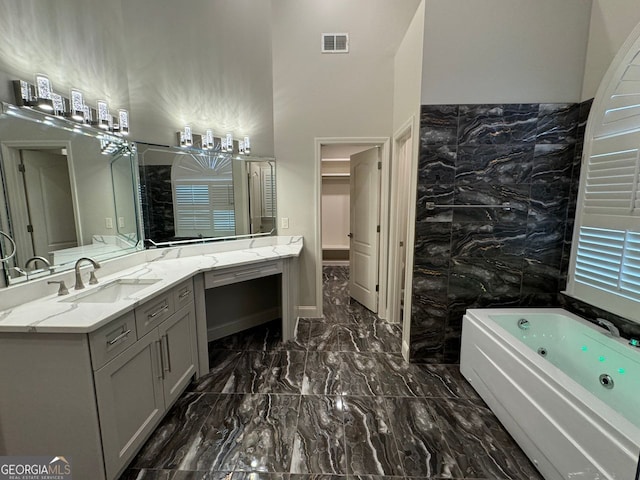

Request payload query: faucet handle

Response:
[48,280,69,296]
[89,270,99,285]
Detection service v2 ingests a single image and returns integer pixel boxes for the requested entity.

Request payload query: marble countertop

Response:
[0,237,302,334]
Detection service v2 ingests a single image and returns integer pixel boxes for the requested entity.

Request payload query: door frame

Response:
[314,137,390,319]
[388,117,420,360]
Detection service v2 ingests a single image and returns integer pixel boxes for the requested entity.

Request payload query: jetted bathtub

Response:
[460,307,640,480]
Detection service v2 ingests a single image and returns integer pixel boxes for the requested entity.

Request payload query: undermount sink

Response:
[61,278,161,303]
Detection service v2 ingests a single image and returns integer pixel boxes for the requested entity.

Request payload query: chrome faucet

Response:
[74,257,101,290]
[25,256,51,271]
[596,318,620,338]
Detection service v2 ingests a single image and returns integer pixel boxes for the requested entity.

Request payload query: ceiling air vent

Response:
[322,33,349,53]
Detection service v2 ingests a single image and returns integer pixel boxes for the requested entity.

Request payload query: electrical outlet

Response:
[118,217,125,228]
[105,217,113,229]
[281,217,289,229]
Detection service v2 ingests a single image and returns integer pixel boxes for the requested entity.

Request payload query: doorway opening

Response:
[315,137,390,319]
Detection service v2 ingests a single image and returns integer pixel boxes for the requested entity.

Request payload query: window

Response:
[171,154,236,238]
[567,32,640,322]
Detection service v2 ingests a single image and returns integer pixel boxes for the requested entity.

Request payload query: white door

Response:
[349,147,380,312]
[21,150,78,258]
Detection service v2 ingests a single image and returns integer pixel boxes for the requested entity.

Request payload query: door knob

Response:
[347,233,353,238]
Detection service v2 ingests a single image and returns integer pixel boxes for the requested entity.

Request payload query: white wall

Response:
[120,0,275,155]
[0,0,130,111]
[581,0,640,101]
[421,0,592,104]
[393,0,425,131]
[321,178,350,249]
[271,0,421,308]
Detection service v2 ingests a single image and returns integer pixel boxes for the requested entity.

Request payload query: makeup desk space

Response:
[0,236,302,480]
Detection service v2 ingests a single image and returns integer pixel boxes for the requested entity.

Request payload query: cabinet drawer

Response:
[173,278,194,311]
[135,291,175,338]
[89,310,137,370]
[204,260,282,288]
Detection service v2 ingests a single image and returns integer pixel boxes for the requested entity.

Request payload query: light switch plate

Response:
[118,217,125,228]
[281,217,289,229]
[105,217,113,229]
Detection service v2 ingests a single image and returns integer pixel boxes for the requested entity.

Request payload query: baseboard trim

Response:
[207,307,280,341]
[298,305,321,318]
[402,339,410,362]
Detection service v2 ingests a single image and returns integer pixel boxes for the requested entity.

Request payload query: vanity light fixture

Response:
[244,136,251,154]
[118,109,129,136]
[203,129,214,150]
[83,105,93,125]
[177,125,193,147]
[51,93,65,116]
[35,74,54,111]
[68,89,85,121]
[96,100,110,129]
[239,139,245,154]
[12,80,36,108]
[222,132,233,153]
[11,75,133,135]
[99,134,121,155]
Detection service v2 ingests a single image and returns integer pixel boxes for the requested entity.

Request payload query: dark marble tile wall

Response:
[139,165,176,242]
[411,102,589,363]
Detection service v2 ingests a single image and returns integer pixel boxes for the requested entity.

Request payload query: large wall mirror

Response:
[137,143,276,245]
[0,103,143,286]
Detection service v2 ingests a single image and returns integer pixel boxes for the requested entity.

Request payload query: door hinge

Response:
[399,241,404,247]
[27,224,33,233]
[375,284,379,292]
[376,225,380,233]
[377,161,382,170]
[18,164,25,173]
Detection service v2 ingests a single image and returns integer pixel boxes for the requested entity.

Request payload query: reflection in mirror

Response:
[137,143,276,245]
[0,103,144,285]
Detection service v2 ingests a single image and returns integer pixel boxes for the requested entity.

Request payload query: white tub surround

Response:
[0,235,303,334]
[0,235,302,480]
[460,307,640,480]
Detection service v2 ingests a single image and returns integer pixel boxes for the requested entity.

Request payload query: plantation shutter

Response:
[174,181,235,237]
[568,40,640,320]
[262,170,275,217]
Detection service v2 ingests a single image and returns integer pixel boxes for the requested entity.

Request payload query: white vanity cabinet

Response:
[93,279,197,480]
[0,278,198,480]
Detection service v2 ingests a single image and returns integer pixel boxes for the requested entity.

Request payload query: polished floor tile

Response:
[122,267,542,480]
[291,395,346,474]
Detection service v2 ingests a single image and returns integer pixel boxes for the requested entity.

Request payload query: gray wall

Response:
[120,0,275,155]
[421,0,592,104]
[271,0,422,309]
[0,0,130,111]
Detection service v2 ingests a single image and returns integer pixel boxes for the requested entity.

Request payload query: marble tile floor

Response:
[120,266,543,480]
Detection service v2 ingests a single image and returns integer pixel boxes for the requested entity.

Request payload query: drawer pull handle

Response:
[156,340,164,379]
[162,334,171,372]
[108,329,131,346]
[178,290,191,299]
[234,269,262,277]
[148,304,169,319]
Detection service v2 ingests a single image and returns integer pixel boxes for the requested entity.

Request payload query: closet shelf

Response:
[322,244,350,250]
[321,173,350,177]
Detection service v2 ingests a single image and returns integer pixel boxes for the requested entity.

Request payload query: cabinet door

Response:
[158,303,197,407]
[94,329,165,480]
